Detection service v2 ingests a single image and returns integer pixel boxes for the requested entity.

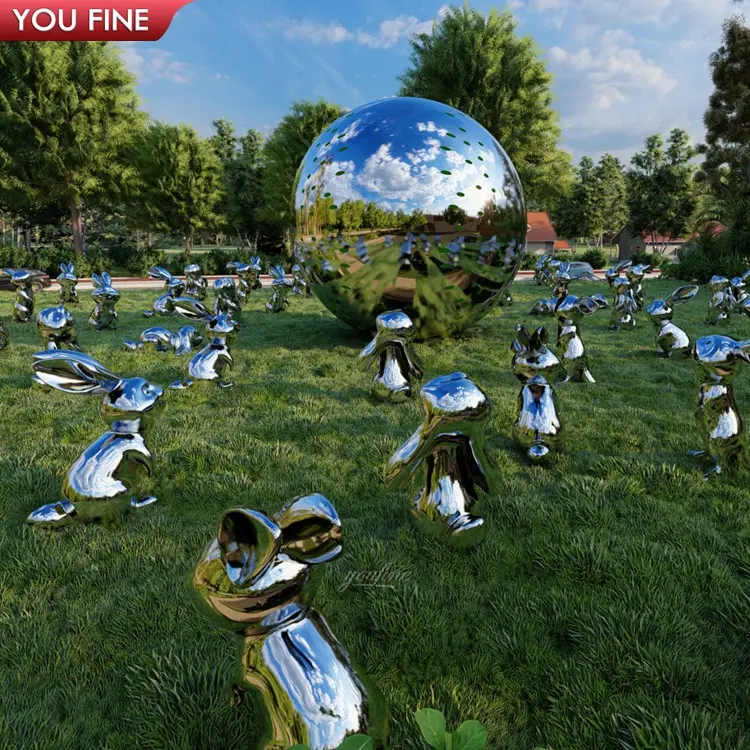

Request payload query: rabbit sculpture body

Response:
[707,275,732,325]
[359,311,423,403]
[184,264,208,301]
[170,299,239,388]
[3,268,35,323]
[511,325,563,462]
[192,495,389,750]
[531,262,598,316]
[144,267,186,318]
[27,351,163,528]
[88,272,121,331]
[214,277,242,322]
[555,294,602,383]
[57,263,79,305]
[124,325,203,355]
[37,306,82,351]
[386,372,492,548]
[625,264,651,310]
[610,276,638,330]
[691,335,750,479]
[266,266,293,313]
[646,285,699,357]
[228,257,263,304]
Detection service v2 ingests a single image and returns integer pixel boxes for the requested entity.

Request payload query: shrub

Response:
[127,247,167,277]
[552,249,574,262]
[579,248,608,269]
[521,251,541,270]
[630,250,667,269]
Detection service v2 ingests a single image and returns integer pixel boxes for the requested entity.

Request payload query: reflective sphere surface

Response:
[293,97,527,340]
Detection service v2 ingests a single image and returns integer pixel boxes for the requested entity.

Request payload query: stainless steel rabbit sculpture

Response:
[228,257,263,304]
[214,277,242,322]
[554,294,603,383]
[88,272,120,331]
[706,275,732,325]
[57,263,79,305]
[124,325,203,355]
[610,276,638,330]
[533,254,553,286]
[266,266,293,313]
[625,264,651,310]
[144,266,186,318]
[691,335,750,479]
[729,270,750,310]
[511,325,563,462]
[37,306,82,351]
[2,268,35,322]
[531,262,597,316]
[192,495,389,750]
[184,263,208,301]
[646,285,699,358]
[359,311,423,402]
[386,372,492,548]
[291,263,312,297]
[169,298,239,388]
[604,259,632,293]
[27,351,163,528]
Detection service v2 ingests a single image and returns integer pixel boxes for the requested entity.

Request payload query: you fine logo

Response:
[0,0,194,41]
[339,565,413,592]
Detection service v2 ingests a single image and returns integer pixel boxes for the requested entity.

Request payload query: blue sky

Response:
[120,0,741,165]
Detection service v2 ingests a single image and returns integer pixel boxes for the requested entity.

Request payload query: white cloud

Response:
[120,43,192,84]
[212,73,230,81]
[282,20,351,44]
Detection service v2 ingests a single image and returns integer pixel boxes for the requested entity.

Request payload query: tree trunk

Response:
[215,233,220,247]
[24,222,31,253]
[135,229,142,251]
[1,216,5,245]
[147,231,154,250]
[186,234,192,261]
[71,204,84,255]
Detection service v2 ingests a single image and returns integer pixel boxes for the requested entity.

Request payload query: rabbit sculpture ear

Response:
[101,272,112,286]
[91,273,103,288]
[217,508,282,587]
[277,494,343,565]
[512,324,531,352]
[531,326,548,349]
[60,263,66,274]
[666,285,699,305]
[148,266,172,282]
[172,297,214,322]
[2,268,13,278]
[32,351,120,394]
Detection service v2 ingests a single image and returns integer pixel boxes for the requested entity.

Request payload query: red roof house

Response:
[526,212,566,253]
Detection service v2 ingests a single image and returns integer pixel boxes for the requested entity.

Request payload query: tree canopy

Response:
[398,3,571,210]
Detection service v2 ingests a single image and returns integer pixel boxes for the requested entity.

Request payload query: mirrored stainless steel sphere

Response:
[293,97,527,340]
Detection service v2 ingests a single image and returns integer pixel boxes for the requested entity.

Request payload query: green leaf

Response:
[452,720,488,750]
[415,709,448,749]
[336,736,374,750]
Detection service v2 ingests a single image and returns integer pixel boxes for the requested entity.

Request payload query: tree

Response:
[698,16,750,198]
[398,3,571,210]
[595,154,628,246]
[627,130,698,254]
[261,99,346,239]
[130,122,223,258]
[0,42,142,254]
[552,156,600,247]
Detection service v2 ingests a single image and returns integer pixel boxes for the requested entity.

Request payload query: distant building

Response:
[526,212,570,254]
[612,227,686,260]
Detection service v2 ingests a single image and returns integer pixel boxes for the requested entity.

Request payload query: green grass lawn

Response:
[1,281,750,750]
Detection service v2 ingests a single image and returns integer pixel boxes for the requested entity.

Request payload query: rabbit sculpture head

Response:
[359,311,423,402]
[27,351,164,528]
[610,276,638,330]
[386,372,491,548]
[184,264,208,300]
[36,305,82,351]
[88,272,120,330]
[533,254,552,285]
[170,298,239,388]
[149,266,186,297]
[227,261,253,305]
[266,265,294,313]
[511,325,564,384]
[3,268,35,322]
[646,285,699,357]
[57,263,79,304]
[605,259,632,291]
[729,269,750,310]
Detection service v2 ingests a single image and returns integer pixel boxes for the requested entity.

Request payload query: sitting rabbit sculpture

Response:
[144,267,186,318]
[533,254,552,286]
[359,311,423,402]
[625,264,651,310]
[646,285,699,358]
[291,263,312,297]
[554,294,603,383]
[124,325,203,355]
[604,259,632,293]
[228,257,263,304]
[690,335,750,479]
[706,275,732,325]
[88,272,120,331]
[27,351,163,528]
[386,372,492,548]
[266,265,294,313]
[184,263,208,301]
[610,276,638,330]
[511,325,564,462]
[192,495,389,750]
[214,277,242,322]
[729,271,750,310]
[2,268,35,322]
[37,306,82,351]
[57,263,79,305]
[169,298,239,388]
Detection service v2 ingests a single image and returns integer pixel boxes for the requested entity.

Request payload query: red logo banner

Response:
[0,0,194,41]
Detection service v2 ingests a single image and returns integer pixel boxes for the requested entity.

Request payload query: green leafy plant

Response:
[415,708,487,750]
[289,735,373,750]
[579,248,608,269]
